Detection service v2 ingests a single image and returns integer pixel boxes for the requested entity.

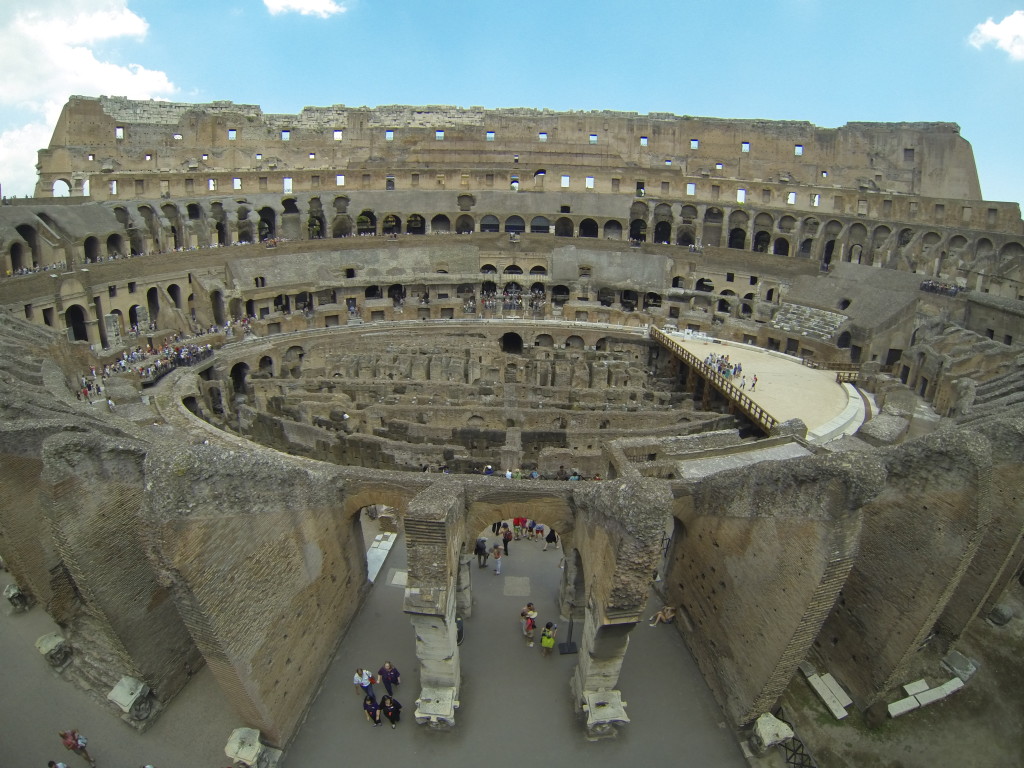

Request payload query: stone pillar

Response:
[84,318,102,348]
[570,606,636,739]
[455,555,472,619]
[403,481,466,727]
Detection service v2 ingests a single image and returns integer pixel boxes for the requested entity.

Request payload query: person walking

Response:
[492,544,503,574]
[501,524,513,555]
[380,695,403,729]
[377,661,401,696]
[363,695,382,727]
[353,668,376,701]
[474,537,489,568]
[520,602,535,637]
[540,622,558,656]
[544,527,558,551]
[59,730,95,766]
[523,608,538,647]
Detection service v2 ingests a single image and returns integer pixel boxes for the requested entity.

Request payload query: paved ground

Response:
[0,530,749,768]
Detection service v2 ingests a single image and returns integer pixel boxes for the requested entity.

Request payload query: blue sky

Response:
[1,0,1022,210]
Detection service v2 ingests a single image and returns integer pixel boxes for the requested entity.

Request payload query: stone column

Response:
[403,481,466,727]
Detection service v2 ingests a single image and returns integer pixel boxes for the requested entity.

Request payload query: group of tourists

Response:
[519,602,558,655]
[475,519,560,575]
[353,661,403,729]
[919,279,962,297]
[703,352,757,391]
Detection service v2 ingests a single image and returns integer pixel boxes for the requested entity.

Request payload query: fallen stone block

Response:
[903,679,929,696]
[888,696,920,718]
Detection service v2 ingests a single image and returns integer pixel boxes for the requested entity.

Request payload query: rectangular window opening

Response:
[741,141,750,153]
[486,131,495,141]
[794,144,804,156]
[585,176,595,189]
[589,134,598,144]
[538,132,548,142]
[255,153,262,160]
[787,192,797,205]
[228,129,237,140]
[309,152,316,160]
[259,177,268,191]
[336,174,345,186]
[661,181,670,194]
[233,178,242,190]
[715,162,723,170]
[640,136,648,147]
[333,129,343,141]
[690,139,699,149]
[736,188,746,204]
[385,130,394,141]
[903,147,915,162]
[173,133,182,140]
[109,180,118,195]
[686,182,696,196]
[283,177,293,194]
[207,178,216,191]
[115,126,124,140]
[435,130,445,141]
[281,130,291,141]
[821,170,828,178]
[561,175,570,188]
[144,153,152,161]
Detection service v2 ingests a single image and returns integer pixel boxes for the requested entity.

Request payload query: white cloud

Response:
[264,0,347,18]
[969,10,1024,61]
[0,1,176,197]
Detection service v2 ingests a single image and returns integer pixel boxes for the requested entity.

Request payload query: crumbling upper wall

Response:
[35,95,992,207]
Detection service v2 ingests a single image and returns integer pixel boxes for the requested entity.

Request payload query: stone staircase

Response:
[768,302,848,342]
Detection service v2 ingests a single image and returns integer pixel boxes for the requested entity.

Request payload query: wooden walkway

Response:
[650,326,779,435]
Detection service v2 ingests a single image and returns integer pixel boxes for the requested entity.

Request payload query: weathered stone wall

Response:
[669,453,880,724]
[814,430,991,705]
[141,444,358,745]
[42,431,200,699]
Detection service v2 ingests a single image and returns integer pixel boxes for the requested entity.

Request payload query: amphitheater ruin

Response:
[1,96,1023,757]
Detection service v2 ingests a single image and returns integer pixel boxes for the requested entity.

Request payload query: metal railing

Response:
[649,326,779,434]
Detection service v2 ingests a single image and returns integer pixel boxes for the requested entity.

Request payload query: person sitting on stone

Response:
[649,605,677,627]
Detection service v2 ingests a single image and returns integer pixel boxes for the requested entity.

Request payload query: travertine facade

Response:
[0,98,1022,749]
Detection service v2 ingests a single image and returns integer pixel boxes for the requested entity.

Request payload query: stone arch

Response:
[332,215,353,238]
[530,216,550,234]
[455,215,474,234]
[382,214,402,235]
[703,207,723,247]
[752,231,771,252]
[500,332,524,354]
[653,221,672,244]
[83,236,101,263]
[773,238,791,256]
[578,218,598,238]
[52,179,71,197]
[357,210,377,236]
[259,355,275,377]
[603,220,623,240]
[480,215,500,233]
[283,346,304,378]
[258,207,278,241]
[106,233,124,258]
[406,214,426,235]
[14,224,40,266]
[505,215,525,234]
[535,334,554,347]
[554,217,573,237]
[629,219,647,242]
[565,335,585,349]
[211,290,226,326]
[431,214,451,233]
[64,304,89,341]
